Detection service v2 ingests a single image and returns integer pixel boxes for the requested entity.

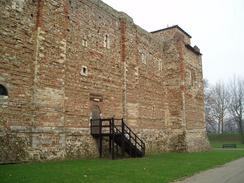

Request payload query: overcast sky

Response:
[102,0,244,84]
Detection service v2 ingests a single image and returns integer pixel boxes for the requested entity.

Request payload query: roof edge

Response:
[151,25,192,38]
[185,44,202,56]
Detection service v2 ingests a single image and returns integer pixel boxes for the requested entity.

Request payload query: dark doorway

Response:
[91,105,101,134]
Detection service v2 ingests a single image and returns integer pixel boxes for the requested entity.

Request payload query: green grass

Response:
[1,150,244,183]
[208,133,244,148]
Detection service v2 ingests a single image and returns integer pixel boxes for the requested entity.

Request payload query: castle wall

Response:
[0,0,37,162]
[0,0,209,163]
[183,44,210,151]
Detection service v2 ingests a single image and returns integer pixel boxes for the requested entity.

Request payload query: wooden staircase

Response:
[90,118,145,159]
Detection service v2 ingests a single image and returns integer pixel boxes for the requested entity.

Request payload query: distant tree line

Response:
[204,77,244,143]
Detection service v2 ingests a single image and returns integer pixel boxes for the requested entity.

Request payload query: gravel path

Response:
[173,157,244,183]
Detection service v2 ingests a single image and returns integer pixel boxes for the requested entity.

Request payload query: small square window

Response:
[141,53,146,64]
[80,66,88,76]
[82,39,88,47]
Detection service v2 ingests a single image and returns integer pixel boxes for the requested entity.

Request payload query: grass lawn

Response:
[1,150,244,183]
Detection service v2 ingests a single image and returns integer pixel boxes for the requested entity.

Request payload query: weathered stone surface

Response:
[0,0,210,163]
[0,131,30,163]
[185,129,211,152]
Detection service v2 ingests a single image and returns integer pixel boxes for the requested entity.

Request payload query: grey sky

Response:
[102,0,244,84]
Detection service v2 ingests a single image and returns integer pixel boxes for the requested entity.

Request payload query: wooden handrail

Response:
[90,117,145,158]
[121,119,145,152]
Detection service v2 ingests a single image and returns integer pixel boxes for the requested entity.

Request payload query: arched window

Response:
[0,84,8,96]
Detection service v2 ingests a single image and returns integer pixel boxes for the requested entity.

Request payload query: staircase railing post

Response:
[143,142,145,156]
[109,119,112,156]
[90,119,92,135]
[121,118,125,156]
[135,137,137,149]
[99,118,102,158]
[111,117,115,160]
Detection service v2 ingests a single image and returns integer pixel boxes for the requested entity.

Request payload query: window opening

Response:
[0,85,8,96]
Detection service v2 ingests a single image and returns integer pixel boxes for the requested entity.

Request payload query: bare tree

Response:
[224,117,239,133]
[204,79,218,133]
[228,77,244,143]
[207,81,229,134]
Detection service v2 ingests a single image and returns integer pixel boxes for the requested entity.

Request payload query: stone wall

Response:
[0,0,209,163]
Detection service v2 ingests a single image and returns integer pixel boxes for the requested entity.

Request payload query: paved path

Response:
[174,157,244,183]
